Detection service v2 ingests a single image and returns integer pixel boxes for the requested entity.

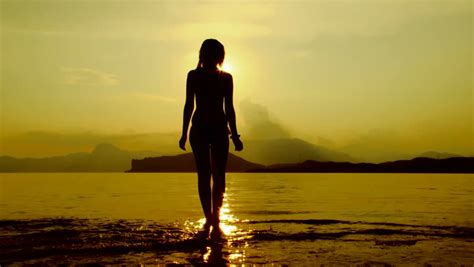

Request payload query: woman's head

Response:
[197,39,225,69]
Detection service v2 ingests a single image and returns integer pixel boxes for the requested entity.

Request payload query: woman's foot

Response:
[210,224,224,240]
[210,216,224,239]
[196,218,212,239]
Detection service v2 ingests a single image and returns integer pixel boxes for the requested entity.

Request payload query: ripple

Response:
[0,217,473,265]
[239,210,316,215]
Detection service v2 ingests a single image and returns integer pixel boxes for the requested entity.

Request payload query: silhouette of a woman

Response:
[179,39,243,236]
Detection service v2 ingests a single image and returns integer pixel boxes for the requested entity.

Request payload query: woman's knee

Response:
[193,149,211,174]
[197,171,211,183]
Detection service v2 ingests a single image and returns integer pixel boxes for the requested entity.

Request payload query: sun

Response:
[221,63,232,72]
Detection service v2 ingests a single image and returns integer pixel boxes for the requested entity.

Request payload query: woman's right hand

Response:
[232,136,243,151]
[179,135,187,151]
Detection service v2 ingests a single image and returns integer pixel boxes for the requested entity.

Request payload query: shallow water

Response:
[1,173,473,265]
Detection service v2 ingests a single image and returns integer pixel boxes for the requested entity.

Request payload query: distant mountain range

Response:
[249,157,474,173]
[128,155,473,173]
[0,143,471,173]
[4,130,471,163]
[0,143,160,172]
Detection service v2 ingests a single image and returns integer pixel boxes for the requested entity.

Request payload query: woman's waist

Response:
[191,118,228,132]
[193,108,226,115]
[192,111,226,123]
[191,121,228,129]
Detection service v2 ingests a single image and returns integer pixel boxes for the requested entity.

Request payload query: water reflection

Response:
[185,192,250,265]
[219,202,238,236]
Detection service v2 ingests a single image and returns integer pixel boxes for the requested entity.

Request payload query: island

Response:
[128,155,474,173]
[127,153,264,172]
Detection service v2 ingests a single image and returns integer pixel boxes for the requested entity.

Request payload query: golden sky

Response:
[0,0,472,159]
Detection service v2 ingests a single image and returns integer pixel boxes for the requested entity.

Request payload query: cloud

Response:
[1,130,181,157]
[239,99,290,139]
[338,124,473,163]
[133,93,176,103]
[61,68,119,86]
[289,49,312,59]
[339,128,411,162]
[158,22,272,41]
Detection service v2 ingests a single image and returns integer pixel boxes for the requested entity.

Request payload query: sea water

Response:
[1,173,473,265]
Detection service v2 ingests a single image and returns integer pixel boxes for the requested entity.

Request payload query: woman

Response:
[179,39,243,236]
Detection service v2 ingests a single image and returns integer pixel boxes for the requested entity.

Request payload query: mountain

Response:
[128,153,264,172]
[0,143,159,172]
[0,131,182,158]
[418,151,462,159]
[239,138,355,165]
[250,157,474,173]
[2,142,468,173]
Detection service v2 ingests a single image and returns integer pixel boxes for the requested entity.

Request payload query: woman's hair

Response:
[196,39,225,69]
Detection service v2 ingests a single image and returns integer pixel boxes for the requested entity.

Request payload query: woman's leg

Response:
[190,136,213,227]
[210,136,229,227]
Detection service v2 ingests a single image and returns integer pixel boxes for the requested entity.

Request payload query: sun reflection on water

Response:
[187,192,251,264]
[219,202,238,236]
[202,246,212,262]
[219,193,248,264]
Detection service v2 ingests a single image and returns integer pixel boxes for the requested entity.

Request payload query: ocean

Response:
[1,173,473,265]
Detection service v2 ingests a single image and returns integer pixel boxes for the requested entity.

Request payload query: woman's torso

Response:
[190,68,228,131]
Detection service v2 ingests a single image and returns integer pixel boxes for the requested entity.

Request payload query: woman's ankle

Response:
[212,216,220,227]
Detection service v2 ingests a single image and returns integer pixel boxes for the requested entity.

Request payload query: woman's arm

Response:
[179,71,195,150]
[224,74,238,137]
[224,73,243,151]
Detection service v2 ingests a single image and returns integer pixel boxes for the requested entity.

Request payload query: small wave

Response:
[416,187,437,190]
[249,227,473,241]
[247,218,474,232]
[247,219,347,225]
[238,210,316,215]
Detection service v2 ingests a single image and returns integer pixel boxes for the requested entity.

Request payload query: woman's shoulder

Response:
[187,69,197,76]
[188,68,232,81]
[187,69,201,82]
[219,70,233,81]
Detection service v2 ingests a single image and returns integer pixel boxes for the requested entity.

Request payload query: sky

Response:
[0,0,472,160]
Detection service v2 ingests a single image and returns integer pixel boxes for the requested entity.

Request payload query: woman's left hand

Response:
[232,137,243,151]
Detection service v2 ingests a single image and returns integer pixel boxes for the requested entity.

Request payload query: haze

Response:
[1,0,472,162]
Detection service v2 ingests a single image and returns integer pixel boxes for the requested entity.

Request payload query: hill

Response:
[127,153,264,172]
[249,157,474,173]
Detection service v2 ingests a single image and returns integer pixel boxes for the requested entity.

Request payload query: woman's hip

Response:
[190,124,229,146]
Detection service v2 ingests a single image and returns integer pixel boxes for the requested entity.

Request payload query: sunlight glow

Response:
[221,63,232,72]
[219,205,238,236]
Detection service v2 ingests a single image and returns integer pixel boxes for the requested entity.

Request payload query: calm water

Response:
[1,173,473,265]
